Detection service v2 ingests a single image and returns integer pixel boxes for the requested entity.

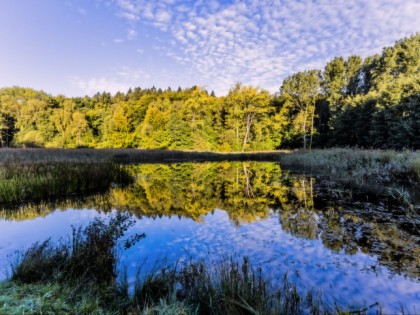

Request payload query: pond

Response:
[0,162,419,313]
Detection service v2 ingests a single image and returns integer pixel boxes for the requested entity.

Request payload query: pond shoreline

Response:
[1,159,419,314]
[0,148,288,164]
[1,211,410,315]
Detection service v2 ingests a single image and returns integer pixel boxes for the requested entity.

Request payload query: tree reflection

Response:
[1,162,418,278]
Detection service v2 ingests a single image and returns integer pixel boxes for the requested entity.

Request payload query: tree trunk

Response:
[309,105,316,149]
[236,125,239,147]
[302,107,308,149]
[242,113,254,152]
[243,165,254,197]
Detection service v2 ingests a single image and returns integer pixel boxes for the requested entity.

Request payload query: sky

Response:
[0,0,419,97]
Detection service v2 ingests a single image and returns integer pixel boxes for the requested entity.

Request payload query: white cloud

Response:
[78,8,87,15]
[155,10,171,23]
[69,76,131,95]
[68,67,179,95]
[111,0,419,94]
[127,29,137,40]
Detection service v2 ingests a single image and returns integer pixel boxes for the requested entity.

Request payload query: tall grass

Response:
[0,161,132,205]
[171,258,302,314]
[11,212,144,286]
[0,148,286,164]
[279,149,420,183]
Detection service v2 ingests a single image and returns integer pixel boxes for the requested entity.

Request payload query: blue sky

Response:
[0,0,419,97]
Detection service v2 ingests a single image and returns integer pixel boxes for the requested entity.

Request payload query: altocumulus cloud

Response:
[113,0,419,94]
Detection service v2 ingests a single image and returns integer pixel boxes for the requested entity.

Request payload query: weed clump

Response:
[130,258,327,315]
[11,212,144,286]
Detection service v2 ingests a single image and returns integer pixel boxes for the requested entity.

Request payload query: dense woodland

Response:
[0,34,419,150]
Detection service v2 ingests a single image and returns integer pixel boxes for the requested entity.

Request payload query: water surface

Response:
[0,162,419,313]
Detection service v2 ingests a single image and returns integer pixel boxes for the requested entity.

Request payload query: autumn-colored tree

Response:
[223,83,273,151]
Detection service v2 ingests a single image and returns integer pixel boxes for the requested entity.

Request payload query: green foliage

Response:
[0,34,419,150]
[279,70,321,149]
[278,33,420,149]
[223,83,274,151]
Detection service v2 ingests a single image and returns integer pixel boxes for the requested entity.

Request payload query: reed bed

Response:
[0,160,131,205]
[0,148,287,164]
[279,148,420,183]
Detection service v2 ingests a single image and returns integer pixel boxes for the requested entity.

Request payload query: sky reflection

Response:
[1,208,417,314]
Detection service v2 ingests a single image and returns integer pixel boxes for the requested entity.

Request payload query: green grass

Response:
[0,282,104,314]
[0,160,132,205]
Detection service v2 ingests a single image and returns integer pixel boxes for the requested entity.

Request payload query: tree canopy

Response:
[0,34,419,150]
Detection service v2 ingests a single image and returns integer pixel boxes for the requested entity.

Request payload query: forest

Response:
[0,34,419,151]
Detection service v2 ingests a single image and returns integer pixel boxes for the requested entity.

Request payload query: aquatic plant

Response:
[11,212,144,286]
[385,187,415,215]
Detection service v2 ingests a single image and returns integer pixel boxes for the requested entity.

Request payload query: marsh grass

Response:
[123,257,384,315]
[173,257,301,315]
[409,158,420,177]
[385,187,417,216]
[11,212,144,286]
[0,160,132,205]
[0,148,285,165]
[279,149,420,183]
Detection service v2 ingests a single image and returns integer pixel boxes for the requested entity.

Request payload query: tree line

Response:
[0,34,419,150]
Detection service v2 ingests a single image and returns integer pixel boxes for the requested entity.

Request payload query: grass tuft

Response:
[11,212,144,286]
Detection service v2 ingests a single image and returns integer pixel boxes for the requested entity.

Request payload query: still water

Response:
[0,162,419,313]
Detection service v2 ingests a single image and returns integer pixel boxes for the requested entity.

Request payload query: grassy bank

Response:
[1,147,419,180]
[279,149,420,183]
[1,148,419,214]
[2,213,399,315]
[0,160,132,205]
[0,148,286,164]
